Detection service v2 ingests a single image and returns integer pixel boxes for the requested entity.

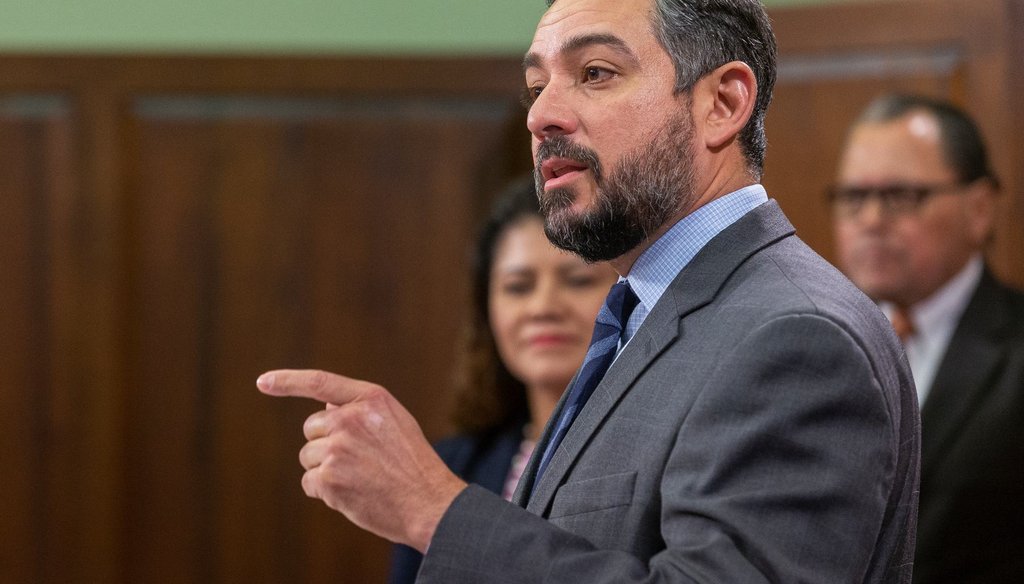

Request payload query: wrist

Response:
[409,477,468,553]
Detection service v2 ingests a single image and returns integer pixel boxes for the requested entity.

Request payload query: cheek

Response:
[904,229,959,275]
[592,133,626,170]
[488,299,520,360]
[904,211,964,262]
[833,222,857,255]
[571,292,610,328]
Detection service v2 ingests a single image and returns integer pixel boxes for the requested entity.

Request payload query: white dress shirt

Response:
[882,255,983,406]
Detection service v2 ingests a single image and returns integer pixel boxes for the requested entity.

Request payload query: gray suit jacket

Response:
[418,201,920,583]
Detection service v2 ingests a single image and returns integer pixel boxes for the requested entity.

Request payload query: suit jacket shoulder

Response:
[419,201,919,584]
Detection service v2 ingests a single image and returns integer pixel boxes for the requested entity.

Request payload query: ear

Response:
[694,61,757,150]
[963,178,998,246]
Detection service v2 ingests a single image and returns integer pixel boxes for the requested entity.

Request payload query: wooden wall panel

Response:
[766,0,1024,288]
[767,53,965,260]
[122,96,521,583]
[0,93,124,583]
[0,96,118,584]
[0,97,66,584]
[0,57,528,584]
[0,2,1021,582]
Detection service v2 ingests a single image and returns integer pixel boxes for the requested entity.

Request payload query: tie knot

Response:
[605,280,640,332]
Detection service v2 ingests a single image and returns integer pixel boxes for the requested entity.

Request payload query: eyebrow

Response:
[522,32,640,72]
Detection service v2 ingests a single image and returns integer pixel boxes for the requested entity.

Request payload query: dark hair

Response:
[545,0,777,178]
[450,176,539,435]
[855,93,1000,188]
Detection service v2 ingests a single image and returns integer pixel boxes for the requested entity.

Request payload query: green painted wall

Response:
[0,0,842,55]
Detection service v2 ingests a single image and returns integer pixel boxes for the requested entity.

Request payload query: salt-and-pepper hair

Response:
[543,0,777,178]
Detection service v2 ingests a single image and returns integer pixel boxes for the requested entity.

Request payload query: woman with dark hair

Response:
[389,176,616,583]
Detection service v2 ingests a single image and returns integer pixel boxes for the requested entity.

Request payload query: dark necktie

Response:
[533,280,640,487]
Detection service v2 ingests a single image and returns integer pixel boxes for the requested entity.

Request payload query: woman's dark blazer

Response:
[388,425,524,584]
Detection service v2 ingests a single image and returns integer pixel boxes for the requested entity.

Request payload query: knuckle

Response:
[310,370,330,395]
[361,383,389,403]
[347,401,383,433]
[332,404,359,426]
[301,469,318,498]
[303,412,326,440]
[298,442,316,469]
[324,435,349,459]
[316,454,350,492]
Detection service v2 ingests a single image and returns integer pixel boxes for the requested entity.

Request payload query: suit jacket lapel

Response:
[522,300,681,513]
[511,370,576,507]
[523,200,796,515]
[919,270,1010,477]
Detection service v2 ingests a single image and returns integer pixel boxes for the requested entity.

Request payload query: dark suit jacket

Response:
[913,270,1024,583]
[389,426,523,584]
[417,201,920,583]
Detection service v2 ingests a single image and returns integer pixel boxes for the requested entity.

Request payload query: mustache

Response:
[535,136,604,185]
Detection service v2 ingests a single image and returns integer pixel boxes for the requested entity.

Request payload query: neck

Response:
[610,174,758,276]
[525,382,563,440]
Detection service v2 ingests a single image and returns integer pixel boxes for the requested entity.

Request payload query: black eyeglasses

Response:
[827,182,967,216]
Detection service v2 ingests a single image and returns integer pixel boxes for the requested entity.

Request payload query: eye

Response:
[561,265,609,289]
[500,279,534,296]
[583,66,615,84]
[520,85,544,109]
[836,187,870,205]
[566,274,599,288]
[880,185,928,212]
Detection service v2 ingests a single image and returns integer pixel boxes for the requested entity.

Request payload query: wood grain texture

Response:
[0,2,1020,581]
[767,0,1024,288]
[0,56,528,584]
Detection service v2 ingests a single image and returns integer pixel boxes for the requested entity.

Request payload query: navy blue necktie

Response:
[533,280,640,486]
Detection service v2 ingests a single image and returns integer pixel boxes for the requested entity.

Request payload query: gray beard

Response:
[534,112,697,263]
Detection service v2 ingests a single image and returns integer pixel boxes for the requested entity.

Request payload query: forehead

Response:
[838,112,953,183]
[493,218,580,270]
[529,0,657,62]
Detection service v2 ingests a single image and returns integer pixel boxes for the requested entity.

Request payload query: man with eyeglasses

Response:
[832,93,1024,584]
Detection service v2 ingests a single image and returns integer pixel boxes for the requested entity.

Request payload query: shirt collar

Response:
[881,254,983,341]
[624,184,769,313]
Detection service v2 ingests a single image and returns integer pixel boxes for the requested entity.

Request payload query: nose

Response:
[853,196,891,230]
[526,84,578,141]
[526,278,565,320]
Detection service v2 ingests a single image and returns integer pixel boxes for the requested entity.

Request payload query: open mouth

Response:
[541,157,589,185]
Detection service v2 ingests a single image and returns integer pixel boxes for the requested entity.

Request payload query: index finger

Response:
[256,369,380,406]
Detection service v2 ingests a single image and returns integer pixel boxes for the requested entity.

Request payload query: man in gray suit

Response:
[258,0,920,581]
